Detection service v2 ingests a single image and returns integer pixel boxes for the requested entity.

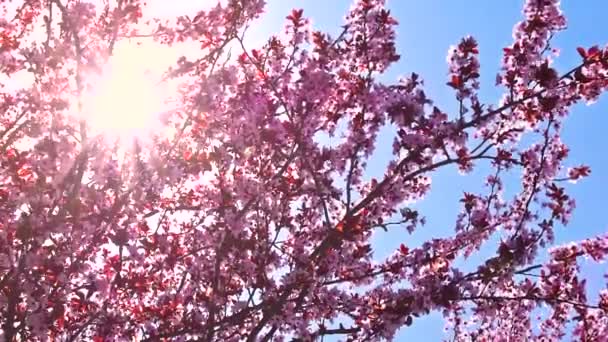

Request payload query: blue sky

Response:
[241,0,608,340]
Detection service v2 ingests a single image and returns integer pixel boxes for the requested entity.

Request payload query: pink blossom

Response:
[0,0,606,340]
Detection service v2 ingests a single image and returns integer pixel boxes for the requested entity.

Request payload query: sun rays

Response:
[78,41,176,141]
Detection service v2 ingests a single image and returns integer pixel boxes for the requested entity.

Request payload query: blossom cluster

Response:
[0,0,607,340]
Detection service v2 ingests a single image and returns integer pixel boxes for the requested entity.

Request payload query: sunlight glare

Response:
[81,42,173,139]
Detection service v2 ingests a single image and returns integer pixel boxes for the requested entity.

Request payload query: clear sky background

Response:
[241,1,608,340]
[143,1,608,340]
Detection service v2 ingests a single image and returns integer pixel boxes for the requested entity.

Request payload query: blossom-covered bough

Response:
[1,0,607,340]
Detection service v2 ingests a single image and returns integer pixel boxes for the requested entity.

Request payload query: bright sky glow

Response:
[72,0,252,141]
[80,42,173,139]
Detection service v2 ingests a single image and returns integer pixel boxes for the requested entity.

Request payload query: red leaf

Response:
[287,8,304,23]
[6,148,17,159]
[568,165,591,182]
[56,316,65,329]
[399,244,409,255]
[588,45,601,58]
[17,167,32,178]
[577,46,587,59]
[448,75,462,89]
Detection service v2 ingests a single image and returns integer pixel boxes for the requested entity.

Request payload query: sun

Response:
[80,41,175,140]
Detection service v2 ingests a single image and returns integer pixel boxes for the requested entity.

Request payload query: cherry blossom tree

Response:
[1,0,608,340]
